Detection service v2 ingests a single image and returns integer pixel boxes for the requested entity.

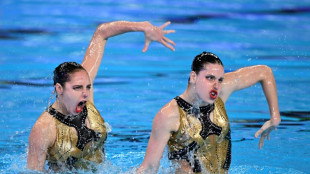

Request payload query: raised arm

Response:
[220,65,281,149]
[81,21,175,103]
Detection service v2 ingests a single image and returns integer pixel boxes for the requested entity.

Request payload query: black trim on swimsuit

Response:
[170,96,231,173]
[223,129,231,170]
[48,105,101,151]
[168,141,202,173]
[47,156,78,171]
[174,96,222,139]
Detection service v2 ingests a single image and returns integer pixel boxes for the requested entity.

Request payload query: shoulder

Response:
[215,97,224,106]
[86,101,99,114]
[153,99,180,132]
[220,72,236,102]
[32,111,55,130]
[29,111,56,147]
[214,97,226,112]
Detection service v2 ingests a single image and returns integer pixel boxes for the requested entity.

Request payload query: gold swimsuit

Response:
[168,96,231,173]
[46,102,107,171]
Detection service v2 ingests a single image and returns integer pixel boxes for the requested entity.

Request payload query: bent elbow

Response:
[261,65,273,76]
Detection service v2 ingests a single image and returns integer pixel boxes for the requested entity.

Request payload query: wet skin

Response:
[191,63,224,106]
[54,70,91,115]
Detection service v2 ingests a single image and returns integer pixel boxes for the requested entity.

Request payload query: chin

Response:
[202,98,215,105]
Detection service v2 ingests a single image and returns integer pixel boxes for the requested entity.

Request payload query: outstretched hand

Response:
[255,120,278,149]
[142,21,176,52]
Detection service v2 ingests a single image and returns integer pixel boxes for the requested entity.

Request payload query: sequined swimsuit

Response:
[168,96,231,173]
[46,102,107,171]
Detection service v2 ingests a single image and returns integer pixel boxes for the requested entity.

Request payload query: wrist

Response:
[271,114,281,126]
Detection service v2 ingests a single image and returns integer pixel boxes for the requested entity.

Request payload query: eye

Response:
[206,75,215,81]
[219,78,224,83]
[87,85,92,90]
[73,86,83,90]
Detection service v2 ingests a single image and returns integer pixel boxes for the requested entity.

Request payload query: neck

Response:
[180,86,211,108]
[180,89,202,108]
[52,98,70,115]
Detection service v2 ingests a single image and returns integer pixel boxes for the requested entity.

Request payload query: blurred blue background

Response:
[0,0,309,173]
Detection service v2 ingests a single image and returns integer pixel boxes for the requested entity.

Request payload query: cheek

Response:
[196,80,211,94]
[62,94,72,104]
[218,83,223,90]
[63,91,76,102]
[197,79,210,88]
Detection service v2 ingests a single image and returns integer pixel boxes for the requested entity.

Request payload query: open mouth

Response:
[209,89,218,99]
[76,101,86,113]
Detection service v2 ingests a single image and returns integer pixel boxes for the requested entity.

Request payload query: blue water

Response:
[1,0,310,173]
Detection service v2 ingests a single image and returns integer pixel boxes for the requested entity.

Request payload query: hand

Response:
[254,120,277,149]
[142,21,176,52]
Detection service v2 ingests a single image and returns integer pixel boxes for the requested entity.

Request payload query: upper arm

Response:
[138,101,179,172]
[220,65,272,102]
[81,30,108,103]
[27,114,55,171]
[81,34,107,83]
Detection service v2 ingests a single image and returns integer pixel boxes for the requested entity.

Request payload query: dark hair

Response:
[191,51,223,74]
[53,62,86,86]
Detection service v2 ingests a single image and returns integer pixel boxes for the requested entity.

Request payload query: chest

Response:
[170,102,230,148]
[47,105,107,161]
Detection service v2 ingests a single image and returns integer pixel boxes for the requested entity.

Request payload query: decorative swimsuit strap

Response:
[174,96,222,139]
[48,106,101,151]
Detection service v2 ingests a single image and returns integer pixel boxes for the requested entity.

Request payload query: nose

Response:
[213,80,219,90]
[82,89,89,98]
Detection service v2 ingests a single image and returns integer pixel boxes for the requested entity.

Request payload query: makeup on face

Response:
[62,70,91,114]
[196,64,224,103]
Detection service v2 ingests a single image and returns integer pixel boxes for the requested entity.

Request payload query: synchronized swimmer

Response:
[27,21,280,173]
[27,21,175,172]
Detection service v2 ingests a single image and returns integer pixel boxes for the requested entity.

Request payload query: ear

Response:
[55,83,63,95]
[189,71,197,84]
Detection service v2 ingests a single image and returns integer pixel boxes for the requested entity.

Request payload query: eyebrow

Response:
[205,74,224,79]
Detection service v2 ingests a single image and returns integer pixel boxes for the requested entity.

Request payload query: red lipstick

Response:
[210,89,218,99]
[76,101,86,113]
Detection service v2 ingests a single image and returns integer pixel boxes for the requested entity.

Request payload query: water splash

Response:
[230,165,306,174]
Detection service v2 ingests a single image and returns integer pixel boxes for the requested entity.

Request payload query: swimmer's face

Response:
[191,63,224,104]
[61,70,91,115]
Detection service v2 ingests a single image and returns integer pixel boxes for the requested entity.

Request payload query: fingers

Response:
[163,37,176,46]
[161,40,175,51]
[259,135,265,149]
[255,120,272,138]
[255,120,278,149]
[255,128,263,138]
[256,127,273,149]
[159,21,171,29]
[143,41,150,53]
[144,21,175,51]
[164,30,175,34]
[255,126,267,149]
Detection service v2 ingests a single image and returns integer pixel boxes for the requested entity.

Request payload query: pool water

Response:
[0,0,309,173]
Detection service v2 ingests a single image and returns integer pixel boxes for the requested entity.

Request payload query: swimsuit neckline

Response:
[174,96,214,116]
[174,96,222,139]
[47,105,101,150]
